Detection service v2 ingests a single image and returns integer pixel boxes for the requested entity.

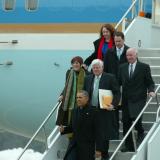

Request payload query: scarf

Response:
[62,68,85,112]
[97,37,114,60]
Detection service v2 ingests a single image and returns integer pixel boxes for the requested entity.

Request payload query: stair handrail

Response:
[115,0,142,30]
[109,85,160,160]
[16,101,62,160]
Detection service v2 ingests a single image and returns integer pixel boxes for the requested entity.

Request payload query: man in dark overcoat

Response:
[118,48,155,152]
[59,90,101,160]
[103,31,129,136]
[83,59,120,160]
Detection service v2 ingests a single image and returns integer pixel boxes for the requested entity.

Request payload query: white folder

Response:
[99,89,113,109]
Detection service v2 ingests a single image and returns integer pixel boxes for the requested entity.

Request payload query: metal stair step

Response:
[150,66,160,74]
[119,111,157,122]
[111,151,135,160]
[118,129,148,140]
[145,102,159,112]
[150,93,160,102]
[152,75,160,84]
[142,112,156,122]
[119,121,153,131]
[109,140,121,152]
[139,57,160,66]
[142,121,154,131]
[109,131,147,159]
[138,49,160,57]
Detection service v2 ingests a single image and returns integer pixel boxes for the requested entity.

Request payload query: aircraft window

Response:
[3,0,16,11]
[25,0,39,11]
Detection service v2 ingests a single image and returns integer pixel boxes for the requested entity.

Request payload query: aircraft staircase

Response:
[16,0,160,160]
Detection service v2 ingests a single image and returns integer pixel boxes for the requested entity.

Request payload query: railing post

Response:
[42,126,49,151]
[156,93,160,122]
[138,0,146,17]
[132,129,137,151]
[139,0,144,12]
[152,0,155,24]
[122,18,127,32]
[131,0,137,19]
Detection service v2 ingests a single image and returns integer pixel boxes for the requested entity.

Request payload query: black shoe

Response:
[101,153,109,160]
[121,146,135,152]
[101,157,109,160]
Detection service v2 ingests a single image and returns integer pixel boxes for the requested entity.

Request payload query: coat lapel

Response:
[131,62,140,79]
[126,64,130,80]
[89,74,95,96]
[114,47,119,60]
[99,73,104,89]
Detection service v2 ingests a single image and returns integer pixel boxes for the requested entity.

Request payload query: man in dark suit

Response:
[59,90,101,160]
[103,31,129,136]
[118,48,155,152]
[83,59,120,160]
[103,31,129,78]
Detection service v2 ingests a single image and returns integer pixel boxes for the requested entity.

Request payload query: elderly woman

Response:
[56,56,88,126]
[83,24,115,69]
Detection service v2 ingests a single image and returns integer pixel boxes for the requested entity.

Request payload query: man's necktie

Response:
[91,76,100,107]
[130,64,133,78]
[117,49,121,60]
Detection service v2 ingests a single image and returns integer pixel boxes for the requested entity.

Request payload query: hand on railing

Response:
[148,92,156,98]
[59,125,64,133]
[58,95,63,102]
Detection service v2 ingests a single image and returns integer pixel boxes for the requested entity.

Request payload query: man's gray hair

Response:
[127,48,138,56]
[77,90,89,97]
[91,59,104,68]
